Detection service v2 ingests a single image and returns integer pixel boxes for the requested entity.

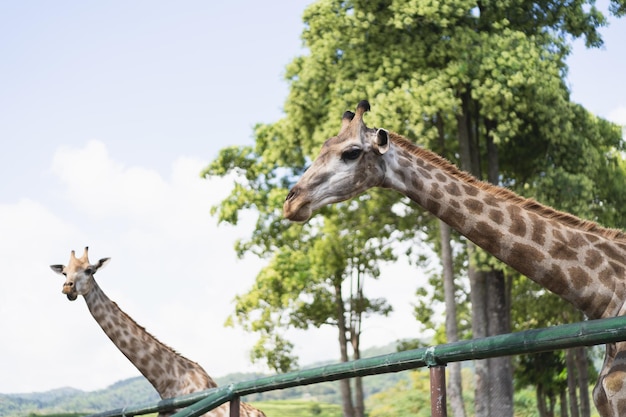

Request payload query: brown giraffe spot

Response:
[544,264,569,296]
[450,200,461,209]
[509,218,527,237]
[442,207,466,229]
[109,329,121,341]
[609,261,625,277]
[444,182,462,196]
[153,362,165,376]
[397,156,412,167]
[605,372,626,395]
[91,305,103,316]
[598,267,615,291]
[488,209,504,224]
[483,194,500,207]
[596,242,626,263]
[567,233,587,249]
[585,234,599,243]
[435,173,448,183]
[585,249,603,270]
[395,169,407,184]
[130,338,140,350]
[472,221,504,252]
[507,242,546,278]
[552,229,566,243]
[464,198,484,214]
[427,199,442,215]
[580,289,607,319]
[463,184,479,196]
[568,266,591,291]
[417,167,433,179]
[411,177,424,191]
[548,242,578,261]
[529,213,546,246]
[509,242,545,264]
[506,205,523,223]
[431,183,444,199]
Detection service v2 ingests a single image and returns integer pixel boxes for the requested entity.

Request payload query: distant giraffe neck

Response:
[382,133,626,320]
[83,283,215,399]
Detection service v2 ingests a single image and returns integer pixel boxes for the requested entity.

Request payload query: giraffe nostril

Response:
[286,188,298,201]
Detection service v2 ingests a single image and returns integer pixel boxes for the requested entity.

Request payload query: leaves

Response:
[202,0,626,387]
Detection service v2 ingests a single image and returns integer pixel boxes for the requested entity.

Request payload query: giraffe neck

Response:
[83,282,215,399]
[381,133,626,319]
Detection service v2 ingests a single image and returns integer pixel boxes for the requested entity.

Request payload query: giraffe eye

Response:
[341,148,362,161]
[84,268,93,275]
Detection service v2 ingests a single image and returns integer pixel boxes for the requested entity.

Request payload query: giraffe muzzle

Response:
[63,283,78,301]
[283,187,312,222]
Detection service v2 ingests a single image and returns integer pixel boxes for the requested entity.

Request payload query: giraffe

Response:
[283,100,626,417]
[50,247,265,417]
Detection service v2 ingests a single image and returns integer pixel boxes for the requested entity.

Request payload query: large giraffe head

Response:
[50,247,110,301]
[283,100,390,222]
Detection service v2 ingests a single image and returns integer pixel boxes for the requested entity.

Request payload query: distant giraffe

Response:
[50,247,265,417]
[284,100,626,417]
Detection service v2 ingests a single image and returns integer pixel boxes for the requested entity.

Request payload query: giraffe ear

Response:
[50,264,65,275]
[93,257,111,273]
[375,129,389,155]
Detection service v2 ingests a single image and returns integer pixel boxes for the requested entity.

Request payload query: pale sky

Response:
[1,2,625,394]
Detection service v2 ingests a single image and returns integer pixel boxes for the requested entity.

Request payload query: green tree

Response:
[209,172,405,417]
[505,101,624,417]
[203,1,626,416]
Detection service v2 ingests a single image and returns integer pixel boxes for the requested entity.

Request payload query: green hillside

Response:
[1,344,408,417]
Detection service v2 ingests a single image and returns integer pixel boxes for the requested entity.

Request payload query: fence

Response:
[89,315,626,417]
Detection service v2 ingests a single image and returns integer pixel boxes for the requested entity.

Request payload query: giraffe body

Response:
[284,100,626,417]
[51,247,265,417]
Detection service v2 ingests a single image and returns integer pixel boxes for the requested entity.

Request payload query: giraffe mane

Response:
[389,132,626,242]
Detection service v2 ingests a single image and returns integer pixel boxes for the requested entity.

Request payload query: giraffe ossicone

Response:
[284,101,626,417]
[51,246,265,417]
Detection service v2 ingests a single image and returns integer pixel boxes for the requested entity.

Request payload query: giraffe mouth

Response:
[283,186,313,222]
[283,200,312,222]
[63,284,78,301]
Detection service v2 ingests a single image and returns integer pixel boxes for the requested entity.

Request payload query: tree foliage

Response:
[203,0,626,414]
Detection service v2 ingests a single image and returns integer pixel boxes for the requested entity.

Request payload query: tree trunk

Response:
[566,348,580,417]
[486,269,513,417]
[538,385,549,417]
[549,393,557,417]
[468,263,489,417]
[575,347,591,417]
[351,328,364,417]
[349,268,365,417]
[560,388,569,417]
[440,220,467,417]
[353,368,364,417]
[334,279,354,417]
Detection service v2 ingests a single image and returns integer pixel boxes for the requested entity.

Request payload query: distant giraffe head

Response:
[284,100,390,222]
[50,246,110,301]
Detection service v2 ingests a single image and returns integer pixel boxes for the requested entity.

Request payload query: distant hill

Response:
[0,377,159,417]
[0,342,412,417]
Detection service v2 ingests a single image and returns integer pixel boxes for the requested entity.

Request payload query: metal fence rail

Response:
[88,315,626,417]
